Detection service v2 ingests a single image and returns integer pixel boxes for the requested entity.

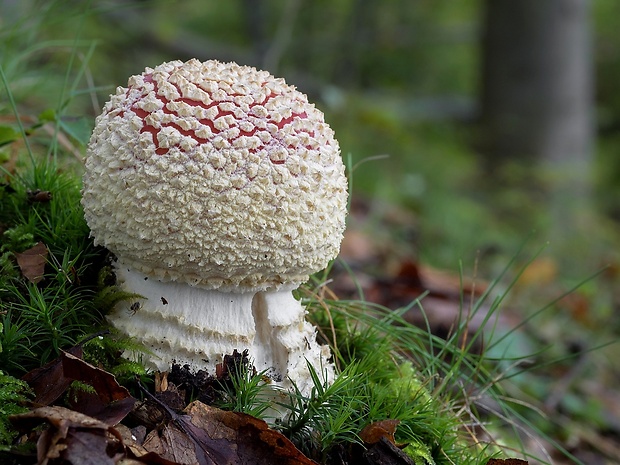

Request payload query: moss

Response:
[0,369,32,447]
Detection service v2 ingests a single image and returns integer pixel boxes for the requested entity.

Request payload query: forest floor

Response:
[333,196,620,465]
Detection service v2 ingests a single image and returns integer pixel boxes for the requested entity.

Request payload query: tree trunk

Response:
[480,0,594,165]
[479,0,596,269]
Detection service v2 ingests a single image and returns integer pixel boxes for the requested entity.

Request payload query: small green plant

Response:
[81,331,152,388]
[291,296,487,465]
[216,361,274,419]
[0,370,32,448]
[210,341,462,464]
[0,161,110,373]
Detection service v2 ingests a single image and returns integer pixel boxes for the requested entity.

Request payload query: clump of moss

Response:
[0,368,32,447]
[0,161,123,375]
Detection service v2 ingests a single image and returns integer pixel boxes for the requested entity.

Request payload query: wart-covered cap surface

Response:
[82,59,348,290]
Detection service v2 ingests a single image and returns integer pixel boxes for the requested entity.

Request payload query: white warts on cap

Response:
[82,58,347,292]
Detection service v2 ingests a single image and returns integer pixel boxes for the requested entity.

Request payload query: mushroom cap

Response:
[82,59,348,291]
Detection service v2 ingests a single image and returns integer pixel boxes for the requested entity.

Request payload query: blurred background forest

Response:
[1,0,620,463]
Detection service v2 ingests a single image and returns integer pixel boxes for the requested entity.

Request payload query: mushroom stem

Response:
[109,261,332,395]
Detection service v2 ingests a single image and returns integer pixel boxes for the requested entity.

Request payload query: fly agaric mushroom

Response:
[81,59,347,398]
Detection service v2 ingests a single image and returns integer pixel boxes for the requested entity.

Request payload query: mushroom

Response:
[81,59,348,398]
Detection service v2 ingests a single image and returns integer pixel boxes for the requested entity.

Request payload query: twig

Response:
[263,0,303,73]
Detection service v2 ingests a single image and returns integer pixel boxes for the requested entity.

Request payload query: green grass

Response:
[0,369,32,449]
[0,161,105,372]
[280,335,471,464]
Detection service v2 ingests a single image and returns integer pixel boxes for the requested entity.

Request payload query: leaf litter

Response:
[15,242,48,284]
[9,344,324,464]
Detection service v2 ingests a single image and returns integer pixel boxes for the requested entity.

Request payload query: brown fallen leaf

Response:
[143,424,200,465]
[68,384,137,427]
[184,401,319,465]
[27,189,53,203]
[64,429,115,465]
[61,351,134,409]
[366,259,487,312]
[115,424,182,465]
[124,452,184,465]
[515,256,558,289]
[63,353,136,425]
[9,406,111,433]
[138,397,318,465]
[15,241,48,283]
[115,424,153,460]
[22,344,135,426]
[360,419,400,445]
[9,406,122,465]
[131,400,168,430]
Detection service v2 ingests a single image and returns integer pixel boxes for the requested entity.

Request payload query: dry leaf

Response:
[61,351,135,424]
[360,419,400,445]
[138,399,318,465]
[22,344,83,405]
[64,429,115,465]
[15,242,48,283]
[22,346,135,426]
[143,425,199,465]
[10,406,121,465]
[185,401,319,465]
[61,351,133,404]
[9,406,112,433]
[115,424,181,465]
[131,400,168,430]
[516,257,558,288]
[27,189,53,203]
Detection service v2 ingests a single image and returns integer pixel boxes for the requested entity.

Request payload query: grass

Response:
[0,157,108,372]
[0,369,32,448]
[285,299,483,465]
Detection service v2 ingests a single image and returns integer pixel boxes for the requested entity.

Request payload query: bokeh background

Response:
[2,1,619,463]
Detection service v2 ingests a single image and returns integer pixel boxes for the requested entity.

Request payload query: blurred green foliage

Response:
[3,0,620,275]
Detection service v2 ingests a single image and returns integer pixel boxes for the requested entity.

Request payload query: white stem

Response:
[109,262,333,397]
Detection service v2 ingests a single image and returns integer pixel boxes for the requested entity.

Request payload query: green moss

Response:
[0,370,32,447]
[0,161,109,374]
